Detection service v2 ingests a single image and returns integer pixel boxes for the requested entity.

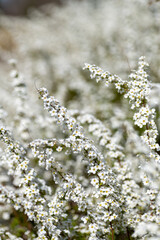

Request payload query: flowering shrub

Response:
[0,1,160,239]
[0,56,160,240]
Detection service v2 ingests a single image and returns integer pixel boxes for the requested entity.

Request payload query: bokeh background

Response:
[0,0,63,15]
[0,0,160,116]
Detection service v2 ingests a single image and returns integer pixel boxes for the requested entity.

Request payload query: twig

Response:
[110,223,114,240]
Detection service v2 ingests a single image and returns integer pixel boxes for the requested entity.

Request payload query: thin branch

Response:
[110,223,114,240]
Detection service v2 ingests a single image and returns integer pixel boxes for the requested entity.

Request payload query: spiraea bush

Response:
[0,0,160,239]
[0,56,160,239]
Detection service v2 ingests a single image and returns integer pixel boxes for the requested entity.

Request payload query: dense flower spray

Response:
[0,57,160,239]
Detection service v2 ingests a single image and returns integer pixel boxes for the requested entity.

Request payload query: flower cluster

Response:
[84,56,160,163]
[0,56,159,239]
[0,0,160,238]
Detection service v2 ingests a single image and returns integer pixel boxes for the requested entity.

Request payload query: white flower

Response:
[91,177,99,188]
[89,223,98,233]
[56,146,62,152]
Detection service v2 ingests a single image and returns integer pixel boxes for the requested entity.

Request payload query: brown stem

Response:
[110,223,114,240]
[118,157,122,168]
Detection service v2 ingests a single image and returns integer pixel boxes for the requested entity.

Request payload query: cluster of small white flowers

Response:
[84,57,160,162]
[84,56,160,238]
[0,123,72,239]
[1,55,160,238]
[0,0,160,238]
[126,58,160,160]
[75,113,125,163]
[38,88,133,237]
[29,138,90,210]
